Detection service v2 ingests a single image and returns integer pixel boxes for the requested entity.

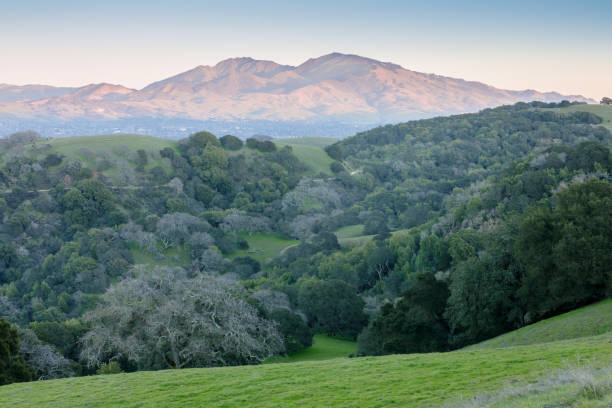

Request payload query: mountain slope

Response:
[0,53,594,123]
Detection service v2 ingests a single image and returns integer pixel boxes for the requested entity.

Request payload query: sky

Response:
[1,0,611,99]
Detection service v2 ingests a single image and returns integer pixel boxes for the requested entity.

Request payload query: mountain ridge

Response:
[0,53,595,123]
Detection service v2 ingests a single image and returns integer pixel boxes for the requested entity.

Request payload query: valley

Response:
[1,102,611,407]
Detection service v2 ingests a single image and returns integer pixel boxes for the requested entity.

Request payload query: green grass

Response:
[229,232,299,263]
[274,138,336,175]
[2,332,610,407]
[131,246,190,268]
[466,298,612,350]
[336,227,409,248]
[266,334,357,364]
[44,134,176,154]
[550,104,612,131]
[17,134,178,184]
[274,137,338,149]
[334,224,365,240]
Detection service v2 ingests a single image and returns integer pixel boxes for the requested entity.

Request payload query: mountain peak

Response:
[69,83,134,101]
[214,57,293,78]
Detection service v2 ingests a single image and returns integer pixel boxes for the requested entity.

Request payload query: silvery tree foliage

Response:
[80,271,284,370]
[18,328,73,380]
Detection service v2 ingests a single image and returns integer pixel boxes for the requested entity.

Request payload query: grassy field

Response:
[334,224,365,240]
[16,134,178,183]
[266,335,357,364]
[552,104,612,131]
[274,137,338,149]
[466,298,612,350]
[229,232,299,263]
[44,134,176,154]
[131,246,190,268]
[274,137,336,175]
[335,226,410,248]
[1,331,610,407]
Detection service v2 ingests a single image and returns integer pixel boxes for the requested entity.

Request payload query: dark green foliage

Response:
[298,279,368,338]
[0,319,33,385]
[324,143,343,160]
[29,320,88,361]
[246,138,277,152]
[220,135,243,150]
[160,147,175,159]
[363,214,389,236]
[330,161,344,174]
[230,257,261,279]
[269,309,313,354]
[515,179,612,320]
[135,149,148,170]
[180,131,220,152]
[0,243,17,283]
[40,153,63,168]
[61,179,115,228]
[567,141,611,172]
[358,273,449,355]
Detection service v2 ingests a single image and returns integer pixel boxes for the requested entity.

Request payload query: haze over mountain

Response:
[0,53,594,137]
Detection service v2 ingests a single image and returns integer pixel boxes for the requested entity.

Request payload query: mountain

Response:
[0,84,76,103]
[0,53,594,126]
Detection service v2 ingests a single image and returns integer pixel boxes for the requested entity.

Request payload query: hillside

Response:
[274,137,336,175]
[0,53,593,125]
[466,299,612,350]
[0,332,610,407]
[1,104,612,398]
[552,104,612,131]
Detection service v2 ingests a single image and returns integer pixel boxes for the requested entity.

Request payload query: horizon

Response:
[1,0,611,99]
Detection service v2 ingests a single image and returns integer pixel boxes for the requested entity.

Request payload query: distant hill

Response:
[0,84,76,103]
[0,53,594,126]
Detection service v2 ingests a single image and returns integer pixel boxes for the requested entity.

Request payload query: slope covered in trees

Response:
[0,102,611,386]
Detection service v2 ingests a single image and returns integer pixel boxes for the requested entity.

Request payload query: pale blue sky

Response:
[1,0,610,98]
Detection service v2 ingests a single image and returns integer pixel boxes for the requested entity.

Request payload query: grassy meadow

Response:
[266,334,357,364]
[553,104,612,130]
[466,298,612,350]
[1,331,610,408]
[274,137,336,175]
[229,232,299,263]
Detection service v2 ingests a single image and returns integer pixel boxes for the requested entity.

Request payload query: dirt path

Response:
[279,244,298,256]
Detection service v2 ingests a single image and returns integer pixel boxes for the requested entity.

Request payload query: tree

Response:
[298,279,368,338]
[17,328,73,380]
[219,135,243,150]
[268,309,313,354]
[515,179,612,320]
[61,179,115,227]
[357,273,449,355]
[80,272,284,370]
[0,318,33,385]
[601,97,612,105]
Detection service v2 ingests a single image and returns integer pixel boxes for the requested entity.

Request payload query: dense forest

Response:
[1,102,611,385]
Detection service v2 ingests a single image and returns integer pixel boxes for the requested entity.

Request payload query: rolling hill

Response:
[0,330,609,407]
[552,104,612,131]
[466,299,612,350]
